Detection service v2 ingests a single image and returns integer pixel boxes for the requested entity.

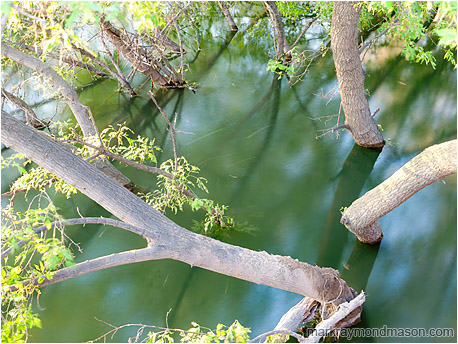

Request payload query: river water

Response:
[2,13,456,343]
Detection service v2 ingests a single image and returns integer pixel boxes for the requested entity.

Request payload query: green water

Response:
[2,16,457,343]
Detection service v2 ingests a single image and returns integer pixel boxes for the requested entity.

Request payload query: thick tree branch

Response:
[1,42,130,186]
[2,112,356,304]
[2,43,96,137]
[5,40,110,78]
[341,140,457,243]
[218,1,238,31]
[265,297,318,343]
[264,1,290,59]
[304,292,365,343]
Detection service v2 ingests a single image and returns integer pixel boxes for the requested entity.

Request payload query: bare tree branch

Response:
[290,17,318,51]
[5,40,110,78]
[218,1,238,31]
[149,91,178,172]
[1,217,151,259]
[1,89,46,128]
[341,140,457,243]
[1,42,131,186]
[304,292,365,343]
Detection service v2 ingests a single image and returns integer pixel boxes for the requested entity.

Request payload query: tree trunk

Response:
[264,1,290,59]
[341,140,457,243]
[330,2,384,148]
[218,1,238,31]
[1,43,130,186]
[1,112,357,305]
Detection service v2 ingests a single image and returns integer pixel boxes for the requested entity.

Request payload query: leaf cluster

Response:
[1,201,75,342]
[360,1,457,68]
[145,320,251,343]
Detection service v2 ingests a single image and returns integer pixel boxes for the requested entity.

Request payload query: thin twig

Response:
[290,17,318,51]
[98,29,137,95]
[149,91,178,173]
[1,217,150,259]
[182,7,201,50]
[170,10,185,81]
[359,19,399,54]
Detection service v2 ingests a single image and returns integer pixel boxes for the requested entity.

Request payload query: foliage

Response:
[266,54,296,78]
[360,1,457,68]
[100,123,162,164]
[2,153,77,198]
[145,320,251,343]
[127,1,167,33]
[276,2,314,22]
[1,198,75,342]
[145,156,235,236]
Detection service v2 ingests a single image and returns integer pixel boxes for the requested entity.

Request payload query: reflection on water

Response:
[3,16,456,344]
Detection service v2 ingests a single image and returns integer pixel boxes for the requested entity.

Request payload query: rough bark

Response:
[1,112,356,305]
[264,1,290,59]
[341,140,457,243]
[218,1,238,31]
[330,2,384,148]
[1,42,131,186]
[2,89,44,128]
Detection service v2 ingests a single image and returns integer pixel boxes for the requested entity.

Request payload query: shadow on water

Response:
[317,144,381,269]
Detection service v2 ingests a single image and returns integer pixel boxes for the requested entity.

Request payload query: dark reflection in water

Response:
[317,144,381,269]
[2,14,455,344]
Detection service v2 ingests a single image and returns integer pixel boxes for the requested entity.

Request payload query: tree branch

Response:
[9,247,170,291]
[1,217,151,259]
[1,42,130,185]
[6,40,110,78]
[304,292,365,343]
[218,1,238,31]
[149,91,178,173]
[1,89,45,128]
[341,140,457,243]
[290,17,318,51]
[2,112,356,304]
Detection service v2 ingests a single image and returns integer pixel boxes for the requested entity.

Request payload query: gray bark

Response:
[218,1,238,31]
[341,140,457,243]
[1,42,131,186]
[2,89,44,128]
[265,1,290,59]
[1,112,356,305]
[330,2,385,148]
[99,19,184,87]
